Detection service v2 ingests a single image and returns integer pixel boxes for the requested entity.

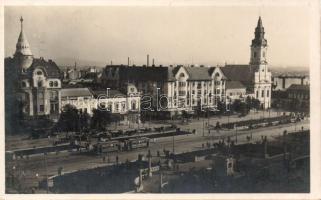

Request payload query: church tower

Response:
[250,17,271,109]
[250,16,268,66]
[14,16,33,72]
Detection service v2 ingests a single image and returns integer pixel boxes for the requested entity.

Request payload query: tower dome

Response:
[14,16,33,70]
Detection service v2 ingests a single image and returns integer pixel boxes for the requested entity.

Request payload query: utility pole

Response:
[202,112,205,137]
[235,124,238,144]
[172,129,176,154]
[44,154,49,193]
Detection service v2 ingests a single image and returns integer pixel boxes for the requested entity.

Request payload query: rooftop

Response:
[287,84,309,91]
[61,87,93,97]
[225,80,246,90]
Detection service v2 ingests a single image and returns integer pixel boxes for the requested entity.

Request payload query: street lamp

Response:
[235,124,238,144]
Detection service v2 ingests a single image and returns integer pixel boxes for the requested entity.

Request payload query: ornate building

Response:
[221,16,272,109]
[100,17,272,113]
[5,17,62,119]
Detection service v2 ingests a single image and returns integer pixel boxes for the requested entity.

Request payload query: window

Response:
[37,71,43,75]
[179,73,185,78]
[122,103,126,111]
[256,91,259,98]
[261,90,264,98]
[132,101,136,110]
[39,105,44,112]
[21,82,26,88]
[37,81,42,87]
[267,90,269,97]
[54,81,58,87]
[178,91,186,96]
[50,91,58,101]
[192,90,195,95]
[49,81,53,87]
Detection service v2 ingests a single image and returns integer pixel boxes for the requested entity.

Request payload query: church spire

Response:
[15,16,33,56]
[251,16,267,47]
[20,16,23,31]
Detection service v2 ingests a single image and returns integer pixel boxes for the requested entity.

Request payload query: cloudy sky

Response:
[5,6,310,67]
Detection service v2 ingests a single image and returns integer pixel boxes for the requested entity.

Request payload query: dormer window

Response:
[49,81,53,87]
[37,71,43,75]
[179,73,185,78]
[54,81,58,87]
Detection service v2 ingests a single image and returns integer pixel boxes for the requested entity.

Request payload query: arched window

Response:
[36,71,43,75]
[132,100,136,110]
[49,81,53,87]
[54,81,58,87]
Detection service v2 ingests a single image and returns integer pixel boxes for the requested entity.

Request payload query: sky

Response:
[4,6,310,68]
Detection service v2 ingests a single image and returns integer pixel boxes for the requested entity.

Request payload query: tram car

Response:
[124,137,150,151]
[93,140,121,155]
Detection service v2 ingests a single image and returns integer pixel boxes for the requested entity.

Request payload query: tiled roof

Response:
[287,84,309,91]
[184,67,212,81]
[221,65,254,85]
[117,65,169,81]
[28,58,62,78]
[225,81,246,90]
[61,88,93,97]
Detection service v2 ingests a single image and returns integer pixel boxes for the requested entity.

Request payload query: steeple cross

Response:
[20,16,23,30]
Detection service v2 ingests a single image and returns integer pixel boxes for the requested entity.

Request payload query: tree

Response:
[252,98,261,111]
[79,109,90,131]
[56,104,80,132]
[91,108,112,131]
[217,100,226,114]
[232,99,249,116]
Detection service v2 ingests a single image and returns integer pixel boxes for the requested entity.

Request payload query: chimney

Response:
[152,58,155,66]
[128,57,130,66]
[147,54,149,67]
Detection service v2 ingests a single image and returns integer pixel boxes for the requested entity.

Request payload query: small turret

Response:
[14,16,33,71]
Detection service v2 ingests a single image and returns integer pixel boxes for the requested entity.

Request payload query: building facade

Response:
[5,17,62,118]
[100,17,272,111]
[61,87,141,116]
